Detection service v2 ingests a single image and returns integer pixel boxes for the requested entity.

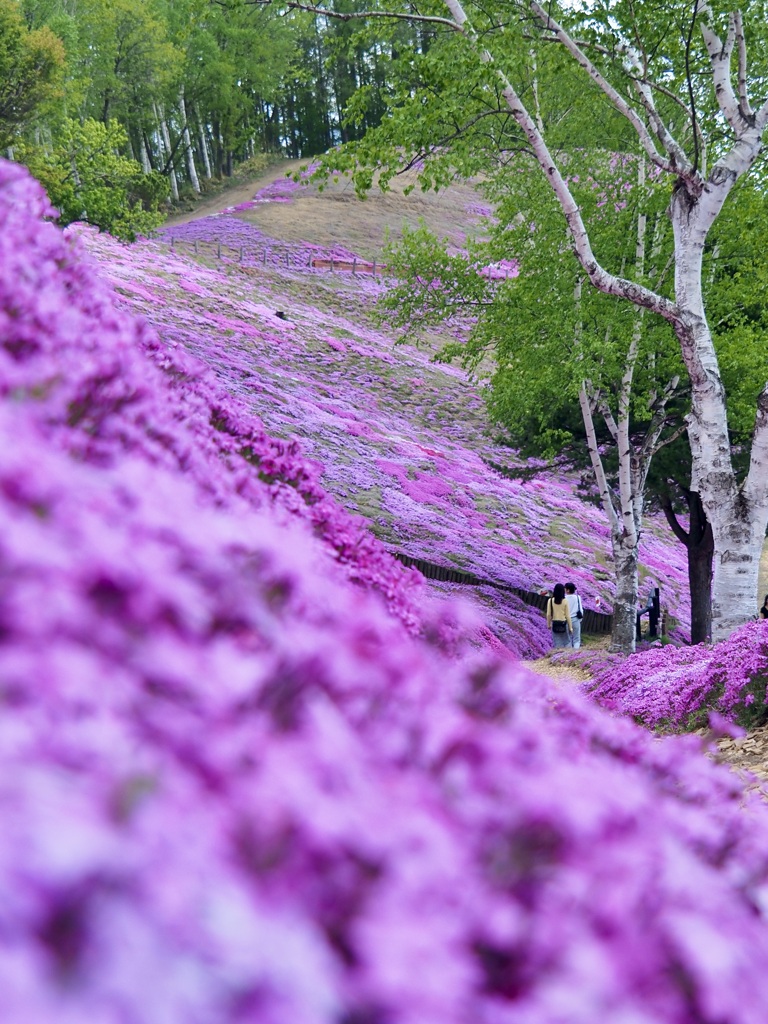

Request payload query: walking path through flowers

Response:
[714,728,768,789]
[524,656,593,685]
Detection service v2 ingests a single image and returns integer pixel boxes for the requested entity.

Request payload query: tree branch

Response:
[700,8,744,134]
[579,383,619,528]
[239,0,459,30]
[596,391,619,441]
[434,0,684,326]
[660,494,691,546]
[743,382,768,510]
[682,0,702,174]
[649,422,687,457]
[568,34,706,161]
[735,10,753,120]
[528,1,682,175]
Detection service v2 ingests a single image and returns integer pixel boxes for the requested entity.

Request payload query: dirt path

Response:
[164,159,308,227]
[524,657,593,685]
[714,727,768,789]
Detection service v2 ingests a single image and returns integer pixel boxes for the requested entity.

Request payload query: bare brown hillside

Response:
[167,159,488,261]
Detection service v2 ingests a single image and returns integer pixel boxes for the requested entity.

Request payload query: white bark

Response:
[139,133,151,175]
[154,102,179,202]
[579,380,642,654]
[195,108,213,179]
[179,87,201,193]
[710,518,765,636]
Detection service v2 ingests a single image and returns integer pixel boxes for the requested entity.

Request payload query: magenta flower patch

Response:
[4,158,768,1024]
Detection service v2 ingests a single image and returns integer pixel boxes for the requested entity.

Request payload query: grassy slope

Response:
[82,161,690,646]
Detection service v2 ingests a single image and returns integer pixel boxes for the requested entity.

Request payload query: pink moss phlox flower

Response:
[4,158,768,1023]
[588,620,768,728]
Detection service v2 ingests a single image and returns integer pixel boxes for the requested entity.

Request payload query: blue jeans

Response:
[570,618,582,649]
[552,627,571,648]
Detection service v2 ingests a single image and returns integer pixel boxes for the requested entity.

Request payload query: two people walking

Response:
[546,582,583,649]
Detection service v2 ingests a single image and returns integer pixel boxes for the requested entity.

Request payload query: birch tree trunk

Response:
[578,381,640,654]
[139,132,152,174]
[154,102,179,201]
[572,277,637,653]
[669,185,768,637]
[179,87,201,193]
[195,108,213,180]
[612,536,640,652]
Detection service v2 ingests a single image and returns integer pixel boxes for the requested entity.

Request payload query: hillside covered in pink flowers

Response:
[6,157,768,1023]
[81,167,692,657]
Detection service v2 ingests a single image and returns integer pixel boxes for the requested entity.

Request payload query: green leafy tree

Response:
[72,0,181,125]
[26,117,168,240]
[0,0,64,148]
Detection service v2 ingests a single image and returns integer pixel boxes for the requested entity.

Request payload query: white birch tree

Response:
[153,100,179,201]
[179,86,201,193]
[271,0,768,640]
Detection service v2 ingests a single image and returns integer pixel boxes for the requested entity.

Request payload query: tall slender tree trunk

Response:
[154,103,179,201]
[211,121,224,178]
[611,534,640,652]
[179,87,200,193]
[195,109,213,180]
[578,381,641,655]
[139,132,152,174]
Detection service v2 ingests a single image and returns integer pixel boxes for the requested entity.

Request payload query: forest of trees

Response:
[1,0,412,236]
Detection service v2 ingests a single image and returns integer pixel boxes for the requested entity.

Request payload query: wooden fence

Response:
[161,238,521,281]
[392,552,614,634]
[309,257,385,275]
[163,237,386,275]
